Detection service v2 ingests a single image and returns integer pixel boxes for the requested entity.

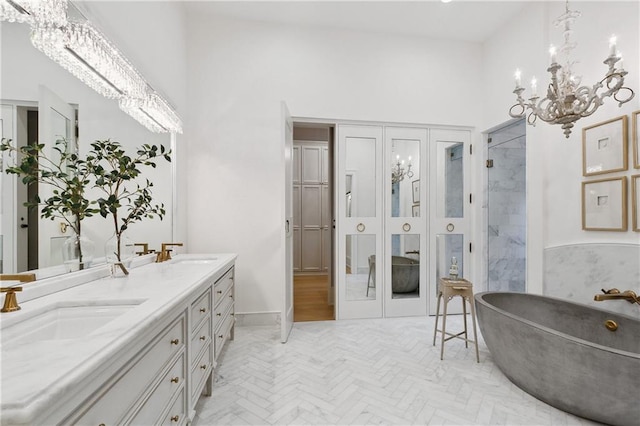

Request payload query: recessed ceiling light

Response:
[441,0,453,3]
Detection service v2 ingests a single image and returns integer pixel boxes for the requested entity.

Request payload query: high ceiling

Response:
[183,1,531,43]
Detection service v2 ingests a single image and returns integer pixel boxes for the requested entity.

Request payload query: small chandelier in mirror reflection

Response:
[391,155,413,184]
[509,0,634,138]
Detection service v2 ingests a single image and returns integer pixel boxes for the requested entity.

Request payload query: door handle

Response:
[20,224,28,229]
[285,219,290,233]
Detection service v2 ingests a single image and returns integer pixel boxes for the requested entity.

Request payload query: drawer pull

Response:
[216,313,221,317]
[199,335,206,341]
[200,364,207,370]
[171,415,179,422]
[216,290,222,294]
[170,339,180,345]
[218,334,224,339]
[171,376,179,383]
[199,308,206,313]
[229,294,233,299]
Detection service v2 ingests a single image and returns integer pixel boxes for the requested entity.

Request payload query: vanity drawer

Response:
[190,288,211,332]
[213,287,234,329]
[190,314,212,366]
[128,353,185,425]
[72,315,186,425]
[191,343,213,402]
[160,388,186,426]
[213,268,234,308]
[214,307,234,360]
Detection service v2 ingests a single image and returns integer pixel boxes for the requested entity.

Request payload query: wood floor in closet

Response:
[293,274,334,322]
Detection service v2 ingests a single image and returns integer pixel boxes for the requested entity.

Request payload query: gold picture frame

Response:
[582,115,628,176]
[632,175,640,232]
[633,110,640,169]
[582,176,627,231]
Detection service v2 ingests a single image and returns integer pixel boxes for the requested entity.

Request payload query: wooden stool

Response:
[433,277,480,362]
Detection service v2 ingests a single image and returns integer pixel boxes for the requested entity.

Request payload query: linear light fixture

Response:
[1,0,183,134]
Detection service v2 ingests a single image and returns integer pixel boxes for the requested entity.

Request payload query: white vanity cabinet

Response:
[213,266,235,360]
[65,313,188,425]
[0,254,237,426]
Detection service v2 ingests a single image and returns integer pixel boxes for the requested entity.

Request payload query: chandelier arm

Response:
[613,87,635,105]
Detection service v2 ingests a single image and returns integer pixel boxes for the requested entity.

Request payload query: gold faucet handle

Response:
[601,288,620,295]
[134,243,150,255]
[1,286,23,293]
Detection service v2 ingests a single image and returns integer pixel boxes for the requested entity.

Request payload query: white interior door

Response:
[384,127,428,317]
[281,102,294,343]
[38,85,76,269]
[337,124,383,319]
[428,129,472,314]
[1,104,16,273]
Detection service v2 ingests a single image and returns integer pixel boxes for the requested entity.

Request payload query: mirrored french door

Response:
[337,124,471,319]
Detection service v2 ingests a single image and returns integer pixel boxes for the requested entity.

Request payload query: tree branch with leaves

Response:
[87,139,171,275]
[0,137,99,268]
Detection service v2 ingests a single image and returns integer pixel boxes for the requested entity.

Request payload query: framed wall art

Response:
[632,175,639,232]
[412,204,420,217]
[582,115,628,176]
[412,179,420,204]
[633,110,639,169]
[582,176,627,231]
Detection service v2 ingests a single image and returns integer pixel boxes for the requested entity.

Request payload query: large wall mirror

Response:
[1,14,174,276]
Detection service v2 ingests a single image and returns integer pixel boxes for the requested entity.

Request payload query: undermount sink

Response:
[1,300,144,344]
[170,256,218,265]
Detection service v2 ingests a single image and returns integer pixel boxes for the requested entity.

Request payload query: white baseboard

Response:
[234,311,281,326]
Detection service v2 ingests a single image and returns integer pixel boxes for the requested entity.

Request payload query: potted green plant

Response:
[0,137,99,271]
[87,139,171,276]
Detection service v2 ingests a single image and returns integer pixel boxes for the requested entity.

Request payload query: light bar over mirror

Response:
[0,0,183,134]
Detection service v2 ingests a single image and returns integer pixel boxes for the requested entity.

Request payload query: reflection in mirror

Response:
[345,234,376,300]
[1,22,173,276]
[436,234,464,295]
[345,173,353,217]
[437,141,464,218]
[345,136,375,217]
[390,138,419,218]
[391,234,420,299]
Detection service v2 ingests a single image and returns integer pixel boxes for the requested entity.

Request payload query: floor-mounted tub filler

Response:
[475,292,640,426]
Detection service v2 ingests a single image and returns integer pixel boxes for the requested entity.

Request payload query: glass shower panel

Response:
[487,130,526,292]
[435,234,464,294]
[390,234,420,299]
[345,137,376,217]
[345,234,376,301]
[390,138,420,218]
[436,141,464,218]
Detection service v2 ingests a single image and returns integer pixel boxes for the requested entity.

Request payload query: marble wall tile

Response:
[544,243,640,319]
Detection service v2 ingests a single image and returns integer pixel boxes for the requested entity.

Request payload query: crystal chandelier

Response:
[1,0,183,134]
[391,155,413,184]
[509,0,634,138]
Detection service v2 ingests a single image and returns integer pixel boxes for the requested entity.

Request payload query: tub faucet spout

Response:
[594,288,640,304]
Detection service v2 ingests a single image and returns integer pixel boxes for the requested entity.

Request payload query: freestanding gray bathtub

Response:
[475,292,640,426]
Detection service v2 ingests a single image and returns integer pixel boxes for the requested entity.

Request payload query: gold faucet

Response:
[156,243,184,262]
[594,288,640,304]
[134,243,155,256]
[1,273,36,313]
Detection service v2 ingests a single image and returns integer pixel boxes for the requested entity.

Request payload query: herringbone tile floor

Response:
[193,316,599,425]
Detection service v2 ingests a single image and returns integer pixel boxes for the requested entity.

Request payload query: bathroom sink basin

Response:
[170,256,218,265]
[1,301,143,344]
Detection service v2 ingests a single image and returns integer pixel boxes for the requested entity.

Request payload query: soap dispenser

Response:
[449,257,459,279]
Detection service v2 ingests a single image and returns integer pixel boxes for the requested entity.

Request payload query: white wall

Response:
[185,15,484,315]
[482,1,640,293]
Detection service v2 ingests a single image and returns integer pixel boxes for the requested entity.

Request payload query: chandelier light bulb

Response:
[549,45,557,64]
[530,77,537,96]
[609,35,617,56]
[514,69,522,88]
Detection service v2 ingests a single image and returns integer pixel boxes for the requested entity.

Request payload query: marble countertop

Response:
[0,253,237,425]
